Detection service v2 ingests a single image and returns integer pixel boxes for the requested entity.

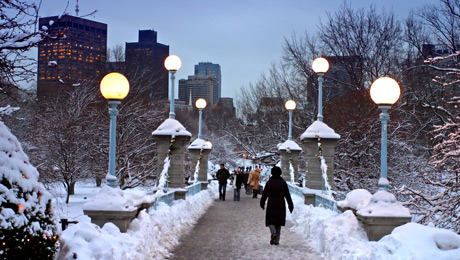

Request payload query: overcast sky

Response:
[39,0,433,100]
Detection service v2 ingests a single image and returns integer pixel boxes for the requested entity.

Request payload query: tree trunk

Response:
[68,181,76,195]
[95,177,102,187]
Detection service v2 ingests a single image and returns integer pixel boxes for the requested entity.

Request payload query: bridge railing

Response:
[186,182,202,197]
[288,183,340,214]
[151,182,203,211]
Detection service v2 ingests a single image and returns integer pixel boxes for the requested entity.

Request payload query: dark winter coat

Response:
[235,173,244,189]
[260,175,294,227]
[216,168,230,184]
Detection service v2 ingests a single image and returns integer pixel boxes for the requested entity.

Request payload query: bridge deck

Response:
[169,188,319,259]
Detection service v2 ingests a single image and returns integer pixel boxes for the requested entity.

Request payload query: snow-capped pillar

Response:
[188,139,212,190]
[278,140,302,183]
[300,120,340,190]
[153,118,192,200]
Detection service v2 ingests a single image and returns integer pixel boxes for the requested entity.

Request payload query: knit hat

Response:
[271,166,282,176]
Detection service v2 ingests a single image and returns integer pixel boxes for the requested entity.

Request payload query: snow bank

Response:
[300,120,340,139]
[288,193,460,259]
[152,118,191,137]
[57,184,216,260]
[82,186,155,211]
[337,189,372,211]
[278,139,302,151]
[357,190,411,217]
[188,138,212,150]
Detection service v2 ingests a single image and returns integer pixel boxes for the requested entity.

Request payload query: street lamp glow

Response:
[195,98,207,109]
[285,100,296,111]
[164,55,182,71]
[100,73,130,100]
[312,57,329,74]
[370,77,401,105]
[205,140,213,149]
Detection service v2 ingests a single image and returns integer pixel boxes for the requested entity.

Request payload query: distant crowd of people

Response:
[215,164,294,245]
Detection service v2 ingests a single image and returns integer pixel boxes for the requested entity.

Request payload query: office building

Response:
[124,30,169,99]
[37,15,107,99]
[178,62,221,105]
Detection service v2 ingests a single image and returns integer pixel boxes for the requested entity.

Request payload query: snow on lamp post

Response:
[164,55,182,119]
[312,57,329,122]
[100,72,130,188]
[195,98,207,139]
[285,100,296,141]
[370,76,401,191]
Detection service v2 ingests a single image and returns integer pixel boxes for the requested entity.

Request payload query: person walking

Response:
[248,168,261,199]
[260,166,294,245]
[233,168,244,201]
[216,163,230,201]
[243,169,251,195]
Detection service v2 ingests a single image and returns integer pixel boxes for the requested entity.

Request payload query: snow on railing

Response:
[156,136,176,194]
[286,147,295,184]
[317,137,333,200]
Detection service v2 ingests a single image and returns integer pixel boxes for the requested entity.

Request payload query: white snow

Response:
[152,118,192,137]
[337,189,372,211]
[288,194,460,259]
[357,190,411,217]
[278,139,303,151]
[82,186,155,211]
[188,138,212,150]
[300,120,340,139]
[57,184,216,260]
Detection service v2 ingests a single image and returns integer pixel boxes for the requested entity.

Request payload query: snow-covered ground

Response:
[54,182,217,260]
[288,195,460,260]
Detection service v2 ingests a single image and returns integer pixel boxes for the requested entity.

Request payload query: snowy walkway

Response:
[169,188,319,260]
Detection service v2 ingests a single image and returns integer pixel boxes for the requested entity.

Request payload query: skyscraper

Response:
[179,62,221,105]
[37,15,107,99]
[125,30,169,99]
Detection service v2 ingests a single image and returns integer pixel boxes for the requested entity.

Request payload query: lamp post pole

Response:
[312,57,329,122]
[378,105,390,191]
[198,108,203,139]
[317,74,324,122]
[169,71,176,119]
[100,72,130,188]
[107,100,121,188]
[370,76,401,191]
[288,109,293,140]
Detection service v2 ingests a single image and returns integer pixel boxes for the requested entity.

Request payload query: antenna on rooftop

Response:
[75,0,80,17]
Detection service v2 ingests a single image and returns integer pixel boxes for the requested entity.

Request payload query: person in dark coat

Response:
[260,166,294,245]
[243,169,251,195]
[216,163,230,201]
[233,168,244,201]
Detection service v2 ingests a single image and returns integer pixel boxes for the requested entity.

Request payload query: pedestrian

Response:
[233,168,244,201]
[260,166,294,245]
[248,168,261,199]
[243,169,251,195]
[216,163,230,201]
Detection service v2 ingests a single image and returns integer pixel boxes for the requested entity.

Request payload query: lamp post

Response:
[195,98,207,139]
[370,77,401,191]
[100,72,130,188]
[285,100,296,140]
[205,140,213,149]
[312,57,329,122]
[164,55,182,119]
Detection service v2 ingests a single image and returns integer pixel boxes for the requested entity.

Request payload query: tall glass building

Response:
[179,62,221,105]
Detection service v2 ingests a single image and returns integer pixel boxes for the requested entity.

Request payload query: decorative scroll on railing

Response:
[317,137,333,200]
[156,136,176,194]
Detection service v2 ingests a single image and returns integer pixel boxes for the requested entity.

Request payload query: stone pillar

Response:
[279,149,302,182]
[152,118,192,199]
[278,140,303,183]
[188,139,212,190]
[300,121,340,191]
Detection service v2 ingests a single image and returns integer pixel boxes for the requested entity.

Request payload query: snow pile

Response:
[57,184,217,260]
[152,118,191,136]
[300,120,340,139]
[337,189,372,211]
[357,190,411,217]
[288,193,460,259]
[278,140,302,151]
[82,186,155,211]
[188,138,212,150]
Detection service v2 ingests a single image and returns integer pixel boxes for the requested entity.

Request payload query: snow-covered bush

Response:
[0,121,59,259]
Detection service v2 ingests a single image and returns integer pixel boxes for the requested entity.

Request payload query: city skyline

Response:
[38,0,433,101]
